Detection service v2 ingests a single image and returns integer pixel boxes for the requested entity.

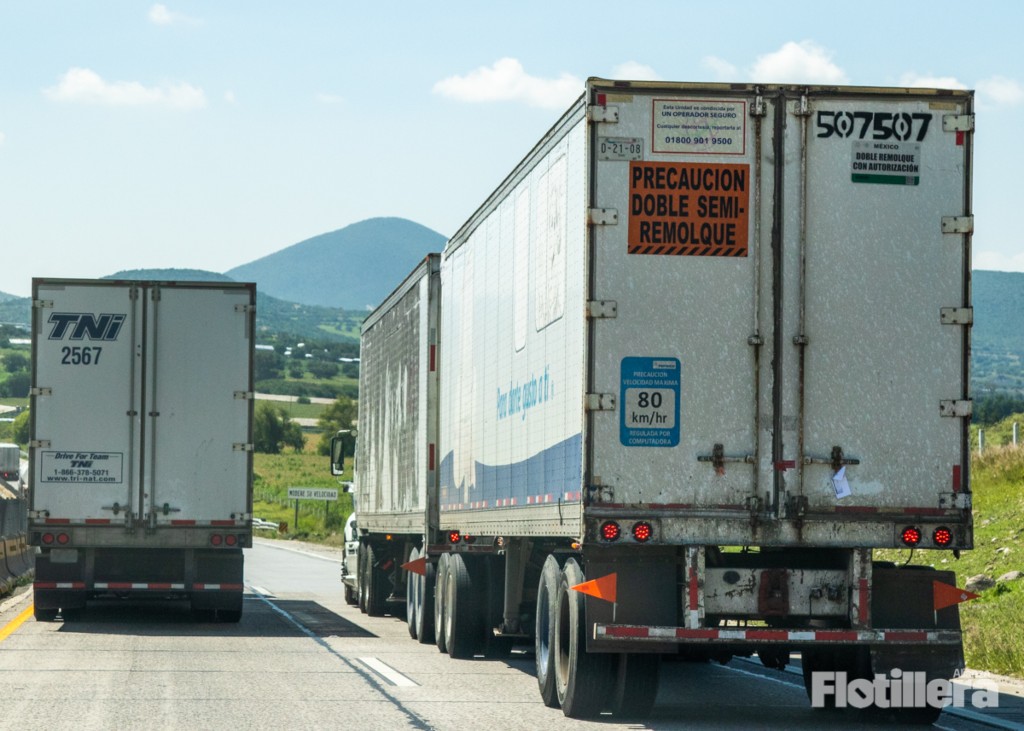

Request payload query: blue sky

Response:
[1,1,1021,297]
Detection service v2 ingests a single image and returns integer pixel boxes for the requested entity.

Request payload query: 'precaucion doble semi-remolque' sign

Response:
[627,161,750,256]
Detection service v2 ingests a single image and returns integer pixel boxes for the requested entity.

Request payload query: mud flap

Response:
[584,553,677,653]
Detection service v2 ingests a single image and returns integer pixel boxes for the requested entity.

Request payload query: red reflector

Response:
[42,533,54,545]
[56,533,70,545]
[933,527,953,547]
[225,534,238,547]
[632,521,653,543]
[600,521,621,542]
[901,526,922,547]
[448,531,461,544]
[210,534,223,546]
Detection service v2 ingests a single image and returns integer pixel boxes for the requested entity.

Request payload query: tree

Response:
[3,352,28,373]
[253,402,304,454]
[254,350,285,382]
[12,410,30,446]
[316,396,358,456]
[0,371,30,398]
[307,360,339,380]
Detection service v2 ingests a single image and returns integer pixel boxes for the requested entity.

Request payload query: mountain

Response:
[225,217,446,309]
[973,270,1024,392]
[105,269,363,343]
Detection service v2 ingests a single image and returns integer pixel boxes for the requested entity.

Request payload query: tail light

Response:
[56,532,70,545]
[225,534,238,547]
[933,527,953,547]
[447,530,461,544]
[900,526,922,547]
[600,521,621,542]
[462,534,476,545]
[632,521,653,543]
[210,534,223,547]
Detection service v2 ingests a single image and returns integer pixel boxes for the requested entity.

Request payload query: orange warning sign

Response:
[571,572,617,603]
[932,580,979,611]
[628,161,750,256]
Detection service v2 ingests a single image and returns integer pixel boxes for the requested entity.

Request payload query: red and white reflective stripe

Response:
[595,625,961,644]
[94,582,186,590]
[34,581,86,590]
[169,520,243,527]
[192,583,244,591]
[527,494,554,505]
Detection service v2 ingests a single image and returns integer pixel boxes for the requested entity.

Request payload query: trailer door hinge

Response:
[233,442,254,452]
[234,390,255,400]
[943,114,974,133]
[30,387,52,397]
[588,104,619,124]
[751,95,767,117]
[939,400,972,418]
[234,304,254,314]
[585,393,616,411]
[588,207,619,225]
[30,439,51,449]
[941,216,974,234]
[586,300,618,319]
[940,307,973,325]
[32,299,54,309]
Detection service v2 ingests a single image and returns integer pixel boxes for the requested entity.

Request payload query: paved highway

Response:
[0,539,1020,730]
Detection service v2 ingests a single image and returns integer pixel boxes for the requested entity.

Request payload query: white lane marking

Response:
[248,585,275,597]
[359,657,419,687]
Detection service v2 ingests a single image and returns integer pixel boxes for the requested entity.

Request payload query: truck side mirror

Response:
[330,435,346,476]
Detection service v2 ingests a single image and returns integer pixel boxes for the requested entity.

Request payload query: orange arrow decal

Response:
[933,580,979,611]
[401,556,427,576]
[571,573,617,603]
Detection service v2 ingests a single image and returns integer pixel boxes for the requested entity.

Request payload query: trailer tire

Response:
[415,552,436,645]
[406,547,420,639]
[363,543,387,617]
[555,558,615,718]
[611,653,661,718]
[444,553,484,659]
[434,553,450,653]
[535,554,562,707]
[357,544,368,613]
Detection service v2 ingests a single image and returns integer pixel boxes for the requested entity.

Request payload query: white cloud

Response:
[610,62,660,81]
[0,131,5,146]
[44,68,206,110]
[750,41,849,84]
[976,76,1024,107]
[898,72,968,90]
[433,58,583,109]
[224,90,236,104]
[973,248,1024,273]
[148,4,199,26]
[701,56,739,81]
[316,92,344,105]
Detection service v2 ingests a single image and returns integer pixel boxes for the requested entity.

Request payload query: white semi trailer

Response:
[30,279,255,622]
[336,78,974,723]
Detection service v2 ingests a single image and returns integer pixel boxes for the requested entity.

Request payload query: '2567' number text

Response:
[61,346,102,365]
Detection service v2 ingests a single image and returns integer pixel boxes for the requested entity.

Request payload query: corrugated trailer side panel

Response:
[439,104,589,538]
[355,255,439,535]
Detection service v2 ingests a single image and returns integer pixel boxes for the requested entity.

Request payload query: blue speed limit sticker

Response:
[620,357,680,447]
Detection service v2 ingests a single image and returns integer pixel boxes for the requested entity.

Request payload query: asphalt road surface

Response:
[0,539,1021,731]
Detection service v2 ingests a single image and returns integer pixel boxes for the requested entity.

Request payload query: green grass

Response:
[252,435,352,545]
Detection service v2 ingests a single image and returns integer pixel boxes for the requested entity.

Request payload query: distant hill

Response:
[104,269,363,343]
[225,217,446,309]
[973,270,1024,392]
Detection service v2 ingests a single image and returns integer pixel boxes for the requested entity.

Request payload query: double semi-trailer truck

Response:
[334,78,974,722]
[30,279,255,622]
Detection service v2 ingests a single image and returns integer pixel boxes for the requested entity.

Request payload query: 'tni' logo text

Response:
[47,313,126,341]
